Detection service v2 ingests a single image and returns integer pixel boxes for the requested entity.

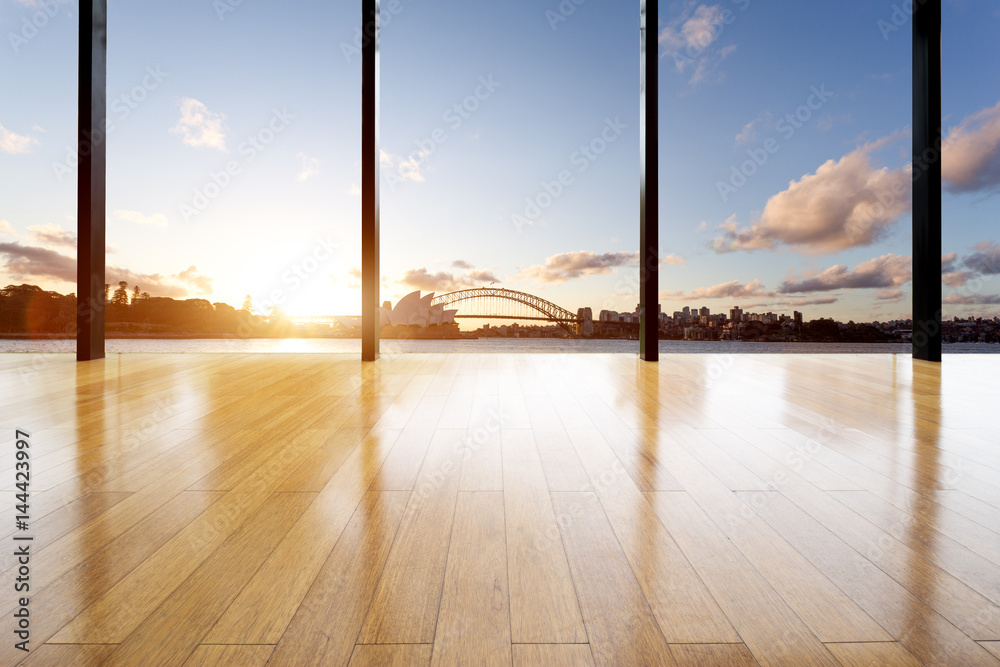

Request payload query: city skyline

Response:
[2,1,999,324]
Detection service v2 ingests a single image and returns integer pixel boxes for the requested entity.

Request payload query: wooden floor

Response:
[2,352,999,666]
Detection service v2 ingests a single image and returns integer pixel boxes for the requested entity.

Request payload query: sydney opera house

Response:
[336,291,459,336]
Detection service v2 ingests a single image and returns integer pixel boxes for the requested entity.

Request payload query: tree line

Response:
[0,283,294,336]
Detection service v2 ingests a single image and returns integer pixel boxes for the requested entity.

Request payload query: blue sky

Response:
[1,0,999,322]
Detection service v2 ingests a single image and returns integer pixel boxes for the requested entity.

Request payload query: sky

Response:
[1,0,999,324]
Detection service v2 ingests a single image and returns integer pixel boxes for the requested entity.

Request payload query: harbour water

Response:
[0,338,996,354]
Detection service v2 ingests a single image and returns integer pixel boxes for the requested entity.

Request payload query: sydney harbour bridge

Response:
[294,287,585,335]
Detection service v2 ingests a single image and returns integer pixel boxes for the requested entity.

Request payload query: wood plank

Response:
[100,492,314,666]
[551,491,676,666]
[641,429,891,643]
[511,644,595,667]
[367,428,433,491]
[823,642,922,667]
[502,430,587,643]
[646,492,839,666]
[982,642,1000,660]
[0,491,223,667]
[567,428,743,643]
[204,425,402,644]
[348,644,433,666]
[276,427,367,492]
[182,645,274,667]
[668,644,759,667]
[533,426,593,493]
[831,489,1000,606]
[459,424,503,491]
[48,426,328,644]
[357,430,466,643]
[431,491,511,666]
[268,491,410,666]
[746,490,999,665]
[20,643,118,666]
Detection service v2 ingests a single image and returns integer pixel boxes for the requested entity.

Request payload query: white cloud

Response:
[659,4,737,86]
[297,152,321,181]
[662,254,685,266]
[28,223,75,248]
[941,100,1000,193]
[517,251,638,284]
[0,123,39,154]
[666,278,772,300]
[734,112,772,146]
[170,98,227,151]
[0,220,19,237]
[380,149,427,183]
[713,138,912,254]
[962,240,1000,275]
[401,267,498,292]
[778,254,912,293]
[115,210,168,228]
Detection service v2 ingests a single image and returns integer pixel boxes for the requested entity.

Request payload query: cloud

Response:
[943,271,973,287]
[0,123,39,155]
[666,278,772,300]
[783,296,838,307]
[114,210,168,228]
[713,139,912,254]
[941,101,1000,193]
[962,240,1000,275]
[401,263,499,292]
[659,4,736,86]
[778,253,911,293]
[297,152,321,181]
[27,223,76,248]
[875,288,904,300]
[734,112,772,146]
[170,98,227,151]
[381,149,427,183]
[401,269,473,292]
[349,183,361,196]
[172,265,213,294]
[346,266,362,289]
[0,241,213,297]
[1,220,20,237]
[516,250,638,284]
[0,242,75,284]
[663,253,685,266]
[943,294,1000,305]
[467,269,500,283]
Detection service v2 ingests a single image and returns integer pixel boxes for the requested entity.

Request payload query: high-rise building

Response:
[729,306,743,323]
[794,311,803,326]
[699,306,710,318]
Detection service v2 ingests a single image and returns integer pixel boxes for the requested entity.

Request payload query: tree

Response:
[111,281,130,306]
[132,285,141,304]
[104,283,110,303]
[240,295,253,313]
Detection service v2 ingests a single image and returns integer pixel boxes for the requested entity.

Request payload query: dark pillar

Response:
[362,0,381,361]
[639,0,659,361]
[77,0,107,361]
[912,0,942,362]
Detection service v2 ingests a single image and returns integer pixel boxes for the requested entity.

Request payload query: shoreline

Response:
[0,333,924,344]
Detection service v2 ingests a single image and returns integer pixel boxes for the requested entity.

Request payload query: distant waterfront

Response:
[1,339,997,354]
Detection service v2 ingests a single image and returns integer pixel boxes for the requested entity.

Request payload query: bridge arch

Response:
[431,288,580,333]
